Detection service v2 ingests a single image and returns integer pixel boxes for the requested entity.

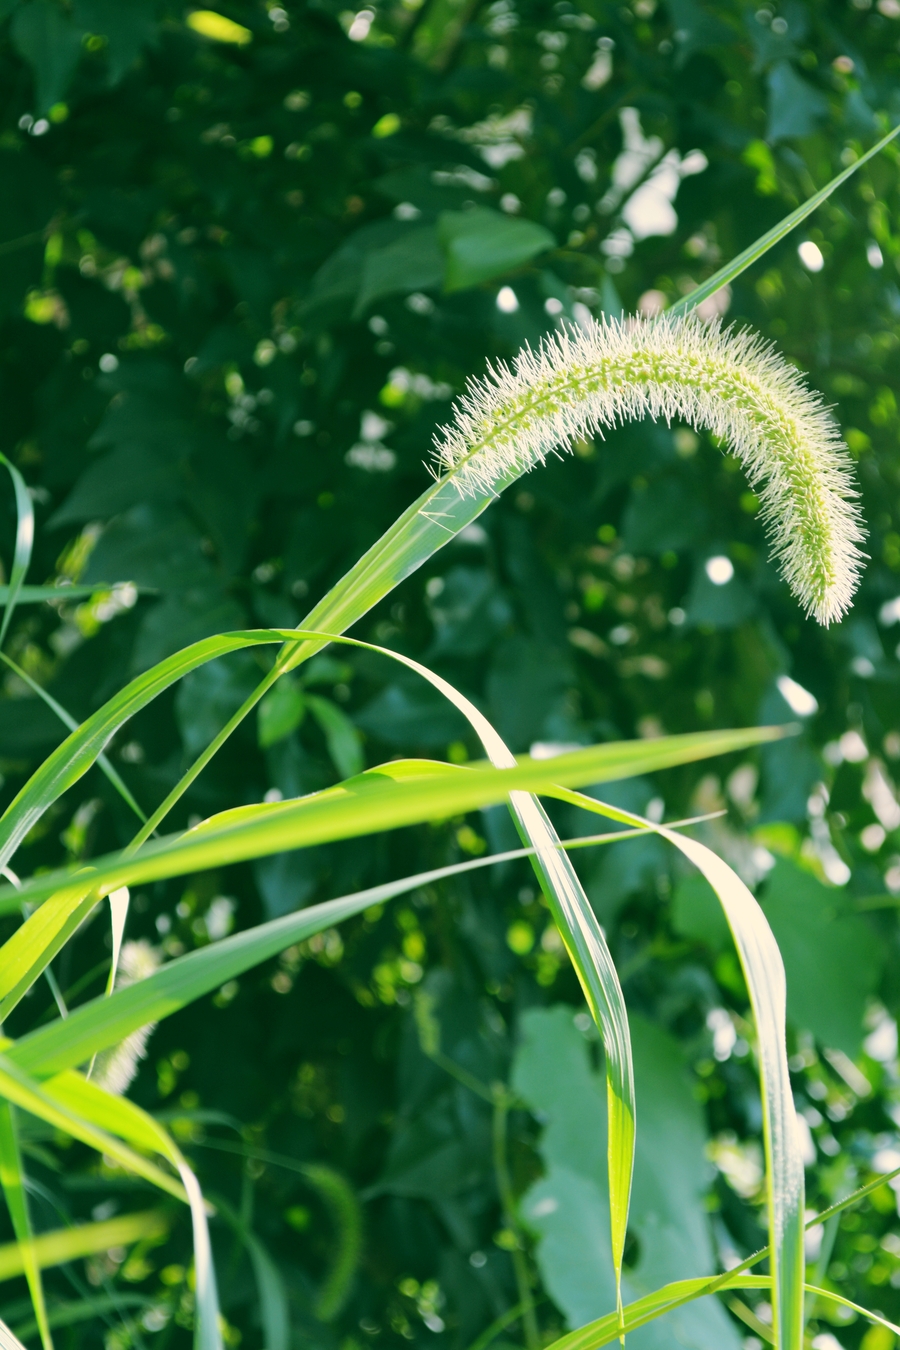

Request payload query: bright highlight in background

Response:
[867,241,885,269]
[496,286,519,313]
[776,673,819,717]
[705,554,734,585]
[797,240,824,272]
[186,10,253,43]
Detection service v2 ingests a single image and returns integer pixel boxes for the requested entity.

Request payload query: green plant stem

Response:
[465,1300,544,1350]
[123,661,285,853]
[492,1092,539,1350]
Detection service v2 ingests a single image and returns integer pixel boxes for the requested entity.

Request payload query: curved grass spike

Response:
[432,314,862,626]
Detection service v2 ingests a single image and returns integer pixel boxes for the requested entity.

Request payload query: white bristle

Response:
[432,313,864,626]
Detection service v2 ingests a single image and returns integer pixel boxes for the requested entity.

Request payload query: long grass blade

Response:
[349,639,634,1323]
[548,787,804,1350]
[0,631,295,869]
[0,1103,52,1350]
[0,1212,167,1282]
[0,881,99,1022]
[671,119,900,318]
[0,652,145,824]
[0,585,151,604]
[40,1070,221,1350]
[0,1052,187,1201]
[0,455,34,651]
[0,726,785,916]
[9,822,700,1078]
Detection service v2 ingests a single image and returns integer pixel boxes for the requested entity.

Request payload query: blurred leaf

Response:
[11,0,83,113]
[306,694,364,779]
[72,0,158,83]
[0,1211,168,1281]
[767,62,828,142]
[355,679,469,748]
[176,651,261,758]
[761,858,882,1057]
[258,679,306,750]
[514,1007,741,1350]
[426,566,512,658]
[621,475,708,556]
[438,209,555,292]
[670,872,732,950]
[354,227,444,316]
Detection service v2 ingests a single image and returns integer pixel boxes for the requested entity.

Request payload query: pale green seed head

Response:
[434,314,864,626]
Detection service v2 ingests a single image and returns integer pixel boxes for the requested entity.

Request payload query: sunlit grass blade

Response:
[0,454,34,651]
[548,787,804,1350]
[9,822,696,1078]
[105,888,129,995]
[0,1103,52,1350]
[0,880,99,1022]
[0,1051,187,1201]
[13,1066,222,1350]
[0,1210,167,1281]
[0,652,145,824]
[533,1272,900,1350]
[671,119,900,319]
[0,630,291,869]
[359,641,635,1325]
[0,726,786,915]
[0,1319,28,1350]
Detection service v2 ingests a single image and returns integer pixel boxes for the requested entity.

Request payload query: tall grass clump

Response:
[0,123,897,1350]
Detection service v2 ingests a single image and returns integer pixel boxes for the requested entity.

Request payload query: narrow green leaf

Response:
[38,1069,223,1350]
[0,1051,187,1202]
[671,119,900,319]
[0,1103,52,1350]
[9,823,679,1079]
[533,1274,900,1350]
[0,725,785,916]
[0,652,146,824]
[10,1295,151,1341]
[0,585,153,604]
[0,1211,167,1282]
[549,787,804,1350]
[0,880,99,1022]
[358,638,634,1323]
[0,630,285,870]
[0,454,34,651]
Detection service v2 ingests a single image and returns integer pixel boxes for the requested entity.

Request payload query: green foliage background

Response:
[2,0,900,1347]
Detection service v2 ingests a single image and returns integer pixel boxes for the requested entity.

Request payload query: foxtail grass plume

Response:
[93,939,161,1095]
[433,314,864,625]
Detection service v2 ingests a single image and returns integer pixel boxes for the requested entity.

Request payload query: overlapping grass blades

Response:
[0,1102,51,1350]
[2,126,897,1350]
[0,722,781,915]
[548,788,804,1350]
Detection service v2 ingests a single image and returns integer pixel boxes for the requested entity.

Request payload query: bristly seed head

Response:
[433,313,864,626]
